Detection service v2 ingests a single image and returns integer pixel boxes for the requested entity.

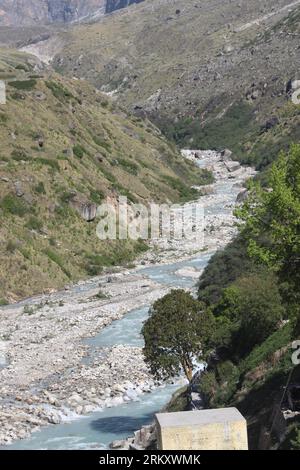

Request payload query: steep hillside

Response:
[52,0,300,169]
[0,49,209,302]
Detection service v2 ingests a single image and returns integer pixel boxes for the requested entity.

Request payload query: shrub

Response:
[6,240,17,253]
[73,144,85,159]
[163,175,199,202]
[0,194,28,216]
[45,81,75,101]
[35,158,59,171]
[34,182,46,194]
[44,248,71,278]
[117,158,139,175]
[89,189,104,204]
[9,79,37,90]
[92,136,112,152]
[11,149,31,161]
[25,216,43,231]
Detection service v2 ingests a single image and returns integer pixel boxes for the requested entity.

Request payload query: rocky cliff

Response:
[0,0,145,25]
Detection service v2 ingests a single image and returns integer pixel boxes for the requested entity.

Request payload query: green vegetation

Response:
[162,102,255,153]
[44,248,71,279]
[0,194,28,216]
[35,158,59,171]
[45,80,75,101]
[162,175,199,202]
[117,157,139,175]
[73,144,86,159]
[9,79,37,90]
[142,290,214,382]
[25,216,43,231]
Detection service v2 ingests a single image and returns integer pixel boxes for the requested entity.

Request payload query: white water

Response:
[3,153,247,450]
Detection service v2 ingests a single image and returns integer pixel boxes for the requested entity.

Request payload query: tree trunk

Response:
[182,358,193,383]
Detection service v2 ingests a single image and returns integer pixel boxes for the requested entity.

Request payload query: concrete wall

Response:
[156,408,248,450]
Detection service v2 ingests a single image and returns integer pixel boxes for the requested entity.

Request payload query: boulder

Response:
[262,117,279,132]
[224,161,240,173]
[220,149,233,161]
[236,189,248,203]
[200,185,214,195]
[69,194,97,222]
[14,181,24,197]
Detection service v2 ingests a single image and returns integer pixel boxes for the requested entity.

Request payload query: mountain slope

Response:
[52,0,300,169]
[0,49,209,302]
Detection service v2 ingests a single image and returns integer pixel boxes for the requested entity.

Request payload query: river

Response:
[2,151,254,450]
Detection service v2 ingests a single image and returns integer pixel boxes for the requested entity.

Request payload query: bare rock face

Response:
[0,0,146,25]
[68,193,97,222]
[105,0,144,14]
[0,1,104,25]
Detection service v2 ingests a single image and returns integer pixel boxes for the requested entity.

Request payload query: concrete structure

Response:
[155,408,248,450]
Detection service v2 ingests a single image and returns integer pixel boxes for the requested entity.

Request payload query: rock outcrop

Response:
[0,0,146,25]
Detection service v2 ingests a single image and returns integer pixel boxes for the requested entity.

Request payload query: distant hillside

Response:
[51,0,300,170]
[0,49,209,302]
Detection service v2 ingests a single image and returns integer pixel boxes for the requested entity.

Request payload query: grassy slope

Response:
[0,49,210,302]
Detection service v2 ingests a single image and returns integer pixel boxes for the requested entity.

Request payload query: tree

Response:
[142,290,214,383]
[236,144,300,317]
[213,272,284,357]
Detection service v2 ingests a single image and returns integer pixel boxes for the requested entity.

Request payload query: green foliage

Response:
[162,175,199,202]
[45,81,75,101]
[35,157,59,171]
[0,298,8,306]
[92,136,112,152]
[6,240,17,253]
[236,144,300,315]
[197,371,218,405]
[34,182,46,194]
[0,194,28,216]
[89,189,104,204]
[213,272,284,358]
[161,102,255,153]
[9,79,37,90]
[11,149,31,161]
[73,144,85,159]
[25,216,43,231]
[142,290,214,382]
[198,237,255,306]
[290,428,300,450]
[239,323,293,377]
[44,248,71,279]
[117,157,139,175]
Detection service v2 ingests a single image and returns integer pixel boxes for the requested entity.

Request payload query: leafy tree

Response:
[236,144,300,315]
[213,272,284,357]
[142,290,214,382]
[198,237,255,306]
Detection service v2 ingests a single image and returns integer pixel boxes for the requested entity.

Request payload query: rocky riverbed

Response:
[0,150,255,446]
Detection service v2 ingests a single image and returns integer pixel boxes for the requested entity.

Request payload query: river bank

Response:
[0,150,255,447]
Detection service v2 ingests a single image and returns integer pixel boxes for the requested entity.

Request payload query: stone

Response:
[69,194,97,222]
[156,408,248,450]
[224,161,240,173]
[34,91,46,101]
[220,149,233,161]
[236,189,248,203]
[14,181,24,197]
